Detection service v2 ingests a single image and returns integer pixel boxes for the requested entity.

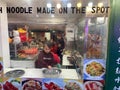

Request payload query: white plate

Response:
[84,60,105,79]
[65,80,83,90]
[84,81,103,90]
[22,80,42,90]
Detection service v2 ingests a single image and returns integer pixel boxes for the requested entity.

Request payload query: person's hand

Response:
[48,65,52,69]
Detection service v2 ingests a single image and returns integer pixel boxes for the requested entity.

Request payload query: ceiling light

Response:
[98,3,103,7]
[88,2,93,7]
[67,3,72,8]
[86,6,92,12]
[77,3,82,8]
[51,14,55,17]
[24,0,32,5]
[57,4,61,9]
[31,32,34,35]
[47,3,52,8]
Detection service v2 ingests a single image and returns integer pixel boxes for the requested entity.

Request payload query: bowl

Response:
[42,68,61,78]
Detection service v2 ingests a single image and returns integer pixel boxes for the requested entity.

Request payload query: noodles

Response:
[86,61,105,76]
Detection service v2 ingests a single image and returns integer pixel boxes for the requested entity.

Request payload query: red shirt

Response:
[35,51,60,68]
[51,45,58,54]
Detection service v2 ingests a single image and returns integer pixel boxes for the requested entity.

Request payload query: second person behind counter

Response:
[35,41,61,69]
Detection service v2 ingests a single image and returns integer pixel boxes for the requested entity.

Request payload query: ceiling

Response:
[2,0,109,30]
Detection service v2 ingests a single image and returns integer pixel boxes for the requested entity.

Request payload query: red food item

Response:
[3,81,18,90]
[0,84,2,90]
[20,35,27,42]
[0,63,3,71]
[85,84,90,90]
[85,81,103,90]
[44,83,50,89]
[19,32,26,36]
[23,80,42,90]
[3,84,9,90]
[89,82,94,89]
[44,82,62,90]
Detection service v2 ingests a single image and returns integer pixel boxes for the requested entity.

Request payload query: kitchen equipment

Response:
[42,68,61,78]
[5,69,25,78]
[67,56,76,64]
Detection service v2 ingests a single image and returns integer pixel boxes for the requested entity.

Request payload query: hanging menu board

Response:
[105,0,120,90]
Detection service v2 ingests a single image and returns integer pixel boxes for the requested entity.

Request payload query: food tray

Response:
[42,68,62,78]
[5,69,25,78]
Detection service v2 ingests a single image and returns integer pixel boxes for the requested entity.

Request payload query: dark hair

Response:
[44,41,52,48]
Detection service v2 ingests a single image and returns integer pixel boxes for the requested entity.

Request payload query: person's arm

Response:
[52,53,60,63]
[52,53,61,68]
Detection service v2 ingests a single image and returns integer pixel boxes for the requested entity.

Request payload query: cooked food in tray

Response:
[44,82,62,90]
[86,61,105,76]
[3,81,18,90]
[42,68,61,78]
[5,69,25,78]
[64,82,82,90]
[84,81,103,90]
[22,80,42,90]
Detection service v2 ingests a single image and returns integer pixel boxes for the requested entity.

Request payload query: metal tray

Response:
[42,68,61,78]
[5,69,25,78]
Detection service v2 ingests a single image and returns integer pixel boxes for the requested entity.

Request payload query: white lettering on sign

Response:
[118,47,120,52]
[115,67,120,74]
[116,58,120,64]
[115,77,120,83]
[113,86,120,90]
[118,37,120,44]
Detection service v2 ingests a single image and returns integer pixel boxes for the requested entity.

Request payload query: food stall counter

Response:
[4,68,79,79]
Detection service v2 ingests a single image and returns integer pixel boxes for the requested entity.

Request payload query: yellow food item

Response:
[18,53,26,58]
[86,61,105,76]
[17,28,27,33]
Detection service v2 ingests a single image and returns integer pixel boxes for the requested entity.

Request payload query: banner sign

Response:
[105,0,120,89]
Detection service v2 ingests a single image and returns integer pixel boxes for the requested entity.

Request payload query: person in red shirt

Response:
[35,41,61,69]
[51,41,58,54]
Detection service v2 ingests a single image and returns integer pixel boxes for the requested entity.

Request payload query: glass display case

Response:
[84,17,108,59]
[0,0,109,89]
[63,18,107,82]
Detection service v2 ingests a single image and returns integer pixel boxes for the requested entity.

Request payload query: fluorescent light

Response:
[77,3,82,8]
[67,3,72,8]
[98,3,103,7]
[57,4,61,9]
[51,14,55,17]
[88,2,93,7]
[47,3,52,8]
